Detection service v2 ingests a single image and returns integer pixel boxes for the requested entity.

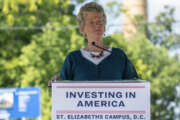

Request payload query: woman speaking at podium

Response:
[49,2,138,86]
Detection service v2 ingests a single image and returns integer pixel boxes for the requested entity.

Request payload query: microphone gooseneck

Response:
[91,42,111,53]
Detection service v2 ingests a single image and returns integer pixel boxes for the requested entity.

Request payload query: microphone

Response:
[92,42,111,53]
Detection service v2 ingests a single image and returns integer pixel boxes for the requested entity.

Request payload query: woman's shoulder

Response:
[66,50,81,59]
[68,50,81,55]
[112,47,127,56]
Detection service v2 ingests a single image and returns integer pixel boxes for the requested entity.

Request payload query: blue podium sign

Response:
[0,87,41,119]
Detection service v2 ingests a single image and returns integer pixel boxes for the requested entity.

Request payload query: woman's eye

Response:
[89,21,94,24]
[97,21,103,24]
[88,20,104,25]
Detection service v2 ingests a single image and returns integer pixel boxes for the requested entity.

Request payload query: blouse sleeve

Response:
[59,54,74,80]
[122,55,139,80]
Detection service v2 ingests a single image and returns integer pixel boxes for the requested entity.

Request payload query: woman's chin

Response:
[93,34,103,39]
[93,37,102,41]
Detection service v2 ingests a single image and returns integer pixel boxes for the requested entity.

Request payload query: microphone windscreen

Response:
[92,42,95,45]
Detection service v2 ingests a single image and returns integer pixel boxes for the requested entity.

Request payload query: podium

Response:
[52,80,150,120]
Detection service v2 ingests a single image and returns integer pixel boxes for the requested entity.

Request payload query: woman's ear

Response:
[80,26,86,38]
[103,25,106,33]
[80,25,84,34]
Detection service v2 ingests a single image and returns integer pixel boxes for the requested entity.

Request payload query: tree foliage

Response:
[104,33,180,120]
[0,0,83,119]
[147,6,180,50]
[0,0,76,87]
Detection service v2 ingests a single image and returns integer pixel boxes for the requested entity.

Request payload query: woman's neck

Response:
[85,40,106,52]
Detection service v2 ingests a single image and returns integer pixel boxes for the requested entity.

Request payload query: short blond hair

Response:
[77,2,107,28]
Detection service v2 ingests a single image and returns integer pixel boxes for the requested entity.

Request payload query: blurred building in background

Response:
[122,0,147,38]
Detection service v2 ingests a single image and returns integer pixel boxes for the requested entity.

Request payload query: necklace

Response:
[84,45,107,58]
[90,51,104,58]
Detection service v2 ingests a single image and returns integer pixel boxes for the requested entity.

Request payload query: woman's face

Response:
[81,12,105,41]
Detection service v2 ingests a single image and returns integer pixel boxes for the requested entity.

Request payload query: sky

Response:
[148,0,180,21]
[148,0,180,33]
[73,0,180,35]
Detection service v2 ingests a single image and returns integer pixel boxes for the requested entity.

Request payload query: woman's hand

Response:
[48,75,61,87]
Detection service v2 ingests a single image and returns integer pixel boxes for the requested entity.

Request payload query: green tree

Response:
[103,3,180,119]
[0,0,82,119]
[0,0,76,87]
[104,33,180,120]
[147,6,180,50]
[18,22,84,119]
